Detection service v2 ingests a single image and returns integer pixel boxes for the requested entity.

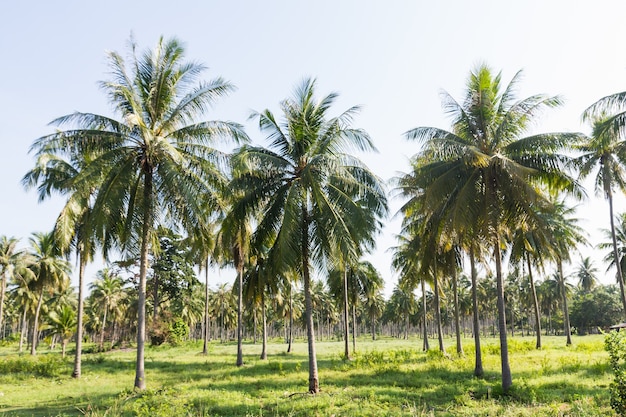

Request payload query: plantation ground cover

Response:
[0,335,615,416]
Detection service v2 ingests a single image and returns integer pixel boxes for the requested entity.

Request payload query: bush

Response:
[605,330,626,415]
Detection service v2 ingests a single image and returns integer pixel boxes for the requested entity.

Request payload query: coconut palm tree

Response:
[0,236,24,338]
[90,268,126,350]
[545,200,586,345]
[575,113,626,316]
[575,256,598,293]
[405,64,581,390]
[31,37,247,388]
[27,232,71,355]
[229,78,386,393]
[23,133,102,378]
[47,304,77,358]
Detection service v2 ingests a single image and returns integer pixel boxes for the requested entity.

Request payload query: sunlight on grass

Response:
[0,335,614,416]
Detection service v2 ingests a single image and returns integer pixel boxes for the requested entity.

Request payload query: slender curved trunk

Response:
[526,254,542,349]
[371,314,376,341]
[470,246,482,376]
[236,266,244,367]
[260,290,267,360]
[434,271,445,353]
[421,278,429,351]
[558,259,572,346]
[608,191,626,317]
[203,259,209,355]
[343,268,350,359]
[31,289,44,356]
[134,170,152,390]
[494,230,512,391]
[453,268,463,355]
[302,206,319,394]
[73,254,86,378]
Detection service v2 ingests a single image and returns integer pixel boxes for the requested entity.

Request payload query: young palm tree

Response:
[575,257,598,293]
[405,64,581,390]
[230,78,387,393]
[545,200,586,345]
[23,137,101,378]
[47,304,77,358]
[27,232,71,355]
[575,115,626,316]
[90,268,125,350]
[0,236,23,338]
[31,37,247,389]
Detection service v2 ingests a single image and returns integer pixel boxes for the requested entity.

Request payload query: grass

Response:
[0,335,615,416]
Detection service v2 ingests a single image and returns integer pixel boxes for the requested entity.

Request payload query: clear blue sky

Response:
[1,0,625,295]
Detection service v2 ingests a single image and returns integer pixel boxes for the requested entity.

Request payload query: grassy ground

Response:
[0,335,615,416]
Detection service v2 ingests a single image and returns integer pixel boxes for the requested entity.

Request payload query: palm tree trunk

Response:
[469,246,482,376]
[352,304,357,354]
[236,267,244,367]
[302,207,319,394]
[434,272,445,353]
[203,259,209,355]
[100,304,108,351]
[608,191,626,317]
[19,308,27,353]
[73,254,86,378]
[343,268,350,359]
[31,290,44,355]
[261,291,267,360]
[558,259,572,346]
[453,268,463,355]
[287,283,293,353]
[421,278,429,351]
[526,254,542,349]
[253,307,258,345]
[0,271,6,339]
[134,170,153,390]
[494,230,512,391]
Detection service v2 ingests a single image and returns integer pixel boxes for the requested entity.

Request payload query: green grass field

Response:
[0,335,615,416]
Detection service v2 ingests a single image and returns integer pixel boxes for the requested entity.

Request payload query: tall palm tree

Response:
[575,256,598,293]
[27,232,71,355]
[230,78,387,393]
[600,213,626,305]
[545,200,586,345]
[405,64,581,390]
[31,37,247,389]
[575,112,626,316]
[0,236,23,338]
[90,268,125,350]
[23,133,102,378]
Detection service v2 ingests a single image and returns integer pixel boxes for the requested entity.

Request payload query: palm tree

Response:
[0,236,23,338]
[90,268,125,350]
[600,213,626,304]
[545,200,586,345]
[47,304,77,358]
[31,37,247,389]
[405,64,581,390]
[23,130,102,378]
[576,256,598,293]
[27,232,71,355]
[230,78,387,393]
[575,113,626,316]
[509,211,554,349]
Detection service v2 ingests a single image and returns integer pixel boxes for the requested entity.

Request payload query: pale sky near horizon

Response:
[1,1,626,296]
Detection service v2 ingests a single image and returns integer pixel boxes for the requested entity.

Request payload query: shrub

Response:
[605,330,626,415]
